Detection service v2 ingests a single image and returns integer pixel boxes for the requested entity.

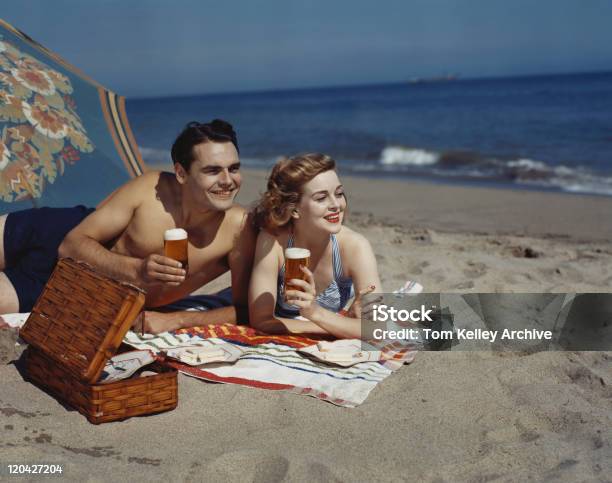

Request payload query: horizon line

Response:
[128,69,612,102]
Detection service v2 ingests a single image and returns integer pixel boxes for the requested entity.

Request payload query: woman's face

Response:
[296,170,346,234]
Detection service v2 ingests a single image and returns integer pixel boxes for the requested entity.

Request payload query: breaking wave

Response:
[376,146,612,196]
[380,146,439,166]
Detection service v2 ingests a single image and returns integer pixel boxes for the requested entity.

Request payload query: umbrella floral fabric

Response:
[0,18,144,212]
[0,38,94,202]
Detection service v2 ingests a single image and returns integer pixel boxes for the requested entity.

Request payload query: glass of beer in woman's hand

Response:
[284,247,310,293]
[164,228,188,271]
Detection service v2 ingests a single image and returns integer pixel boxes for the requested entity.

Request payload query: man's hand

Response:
[139,254,186,287]
[132,311,182,335]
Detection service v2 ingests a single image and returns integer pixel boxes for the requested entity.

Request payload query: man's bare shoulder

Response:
[226,204,248,218]
[224,205,253,229]
[124,170,179,205]
[142,170,177,191]
[226,203,248,219]
[111,170,166,199]
[95,171,162,208]
[130,170,165,186]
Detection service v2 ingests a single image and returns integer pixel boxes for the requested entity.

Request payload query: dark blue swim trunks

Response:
[3,205,94,312]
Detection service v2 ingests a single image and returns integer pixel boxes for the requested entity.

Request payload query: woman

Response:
[249,153,382,338]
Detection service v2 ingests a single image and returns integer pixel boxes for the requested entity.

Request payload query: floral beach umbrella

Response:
[0,18,145,213]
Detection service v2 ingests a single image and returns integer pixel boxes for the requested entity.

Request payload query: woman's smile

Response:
[324,212,340,223]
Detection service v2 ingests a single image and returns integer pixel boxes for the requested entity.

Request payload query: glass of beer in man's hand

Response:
[164,228,188,271]
[284,247,311,293]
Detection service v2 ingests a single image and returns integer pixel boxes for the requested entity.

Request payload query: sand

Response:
[1,170,610,482]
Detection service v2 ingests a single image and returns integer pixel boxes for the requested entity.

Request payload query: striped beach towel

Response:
[123,324,416,407]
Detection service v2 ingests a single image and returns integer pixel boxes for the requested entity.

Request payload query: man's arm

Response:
[134,306,237,334]
[58,172,185,286]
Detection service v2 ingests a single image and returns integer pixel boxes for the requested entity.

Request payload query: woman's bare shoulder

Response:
[257,228,281,243]
[256,229,287,258]
[336,226,380,286]
[337,226,371,250]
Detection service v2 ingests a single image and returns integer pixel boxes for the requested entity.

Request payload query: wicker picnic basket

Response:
[20,258,178,424]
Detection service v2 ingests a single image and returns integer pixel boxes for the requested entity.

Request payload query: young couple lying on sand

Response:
[0,119,380,339]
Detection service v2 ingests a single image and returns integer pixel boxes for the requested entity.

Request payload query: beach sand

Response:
[1,170,610,481]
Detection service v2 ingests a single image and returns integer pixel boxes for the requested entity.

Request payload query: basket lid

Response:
[20,258,146,384]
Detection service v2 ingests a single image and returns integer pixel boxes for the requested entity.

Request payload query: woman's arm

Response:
[345,231,383,300]
[340,233,383,322]
[248,231,328,335]
[287,270,365,339]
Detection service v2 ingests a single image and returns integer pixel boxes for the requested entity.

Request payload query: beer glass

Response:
[164,228,188,270]
[284,247,310,292]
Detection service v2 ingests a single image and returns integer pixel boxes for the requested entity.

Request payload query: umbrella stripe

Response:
[117,96,146,175]
[98,89,137,178]
[108,91,144,177]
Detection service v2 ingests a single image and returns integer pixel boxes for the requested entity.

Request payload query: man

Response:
[2,119,256,333]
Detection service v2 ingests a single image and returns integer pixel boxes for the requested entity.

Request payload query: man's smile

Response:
[209,188,236,199]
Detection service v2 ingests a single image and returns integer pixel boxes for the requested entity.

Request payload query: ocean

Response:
[126,71,612,196]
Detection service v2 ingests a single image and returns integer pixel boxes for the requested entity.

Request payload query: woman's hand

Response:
[285,266,321,321]
[347,284,381,318]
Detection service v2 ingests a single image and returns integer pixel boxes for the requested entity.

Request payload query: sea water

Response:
[127,71,612,196]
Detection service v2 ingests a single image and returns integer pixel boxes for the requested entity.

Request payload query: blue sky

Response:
[4,0,611,97]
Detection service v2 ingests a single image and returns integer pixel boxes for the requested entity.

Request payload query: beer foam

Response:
[164,228,188,241]
[285,247,310,259]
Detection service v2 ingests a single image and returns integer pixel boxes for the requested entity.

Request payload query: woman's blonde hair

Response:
[253,153,336,232]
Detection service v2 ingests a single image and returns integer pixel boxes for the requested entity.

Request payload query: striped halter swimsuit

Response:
[275,234,354,319]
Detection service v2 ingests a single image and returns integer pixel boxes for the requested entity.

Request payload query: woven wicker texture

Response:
[20,258,145,383]
[26,348,178,424]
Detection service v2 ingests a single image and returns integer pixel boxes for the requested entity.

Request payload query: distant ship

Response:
[408,74,459,85]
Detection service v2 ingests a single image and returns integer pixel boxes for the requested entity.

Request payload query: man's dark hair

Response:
[171,119,239,171]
